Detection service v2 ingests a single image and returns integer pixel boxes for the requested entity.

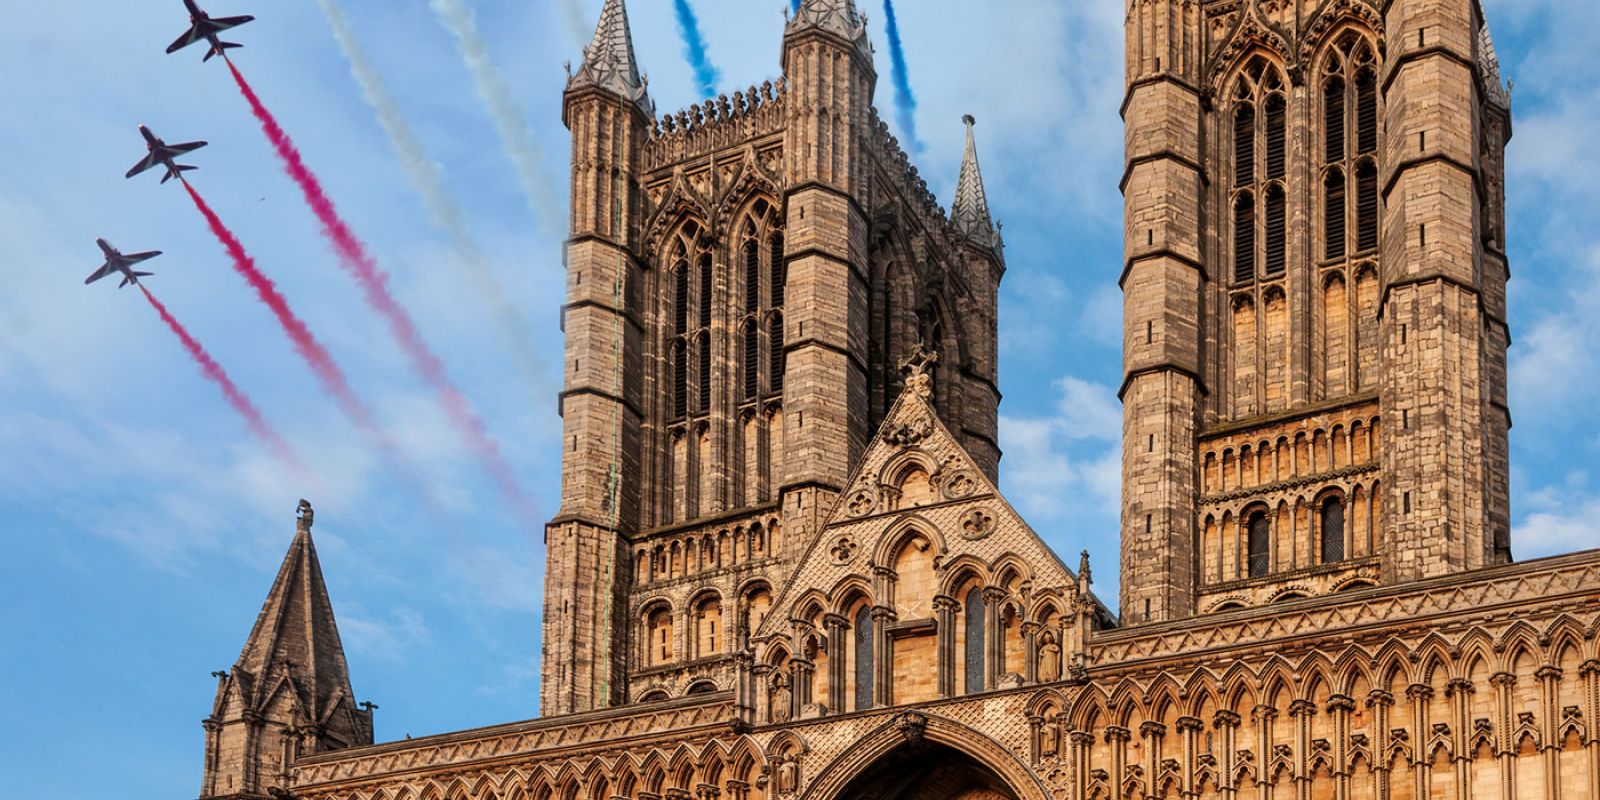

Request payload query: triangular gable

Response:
[754,364,1078,642]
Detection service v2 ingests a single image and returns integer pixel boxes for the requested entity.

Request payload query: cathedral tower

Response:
[1119,0,1513,623]
[542,0,1002,714]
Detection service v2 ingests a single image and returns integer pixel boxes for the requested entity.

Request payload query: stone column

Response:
[1021,621,1042,684]
[1289,699,1315,800]
[1405,684,1433,800]
[1366,690,1395,800]
[872,605,895,706]
[1253,705,1280,800]
[1141,720,1168,795]
[1583,661,1600,800]
[1177,715,1204,799]
[983,586,1006,689]
[1488,672,1516,800]
[823,614,847,713]
[1326,694,1356,800]
[1071,730,1096,800]
[1105,725,1132,800]
[1535,666,1561,800]
[933,595,958,697]
[1214,710,1242,800]
[1444,678,1473,800]
[725,780,749,800]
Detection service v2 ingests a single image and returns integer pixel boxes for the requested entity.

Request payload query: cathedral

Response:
[196,0,1600,798]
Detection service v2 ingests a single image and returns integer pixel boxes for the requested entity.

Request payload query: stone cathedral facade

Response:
[197,1,1600,800]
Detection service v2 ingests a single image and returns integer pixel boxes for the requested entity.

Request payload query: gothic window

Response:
[1264,184,1287,275]
[1234,193,1256,283]
[770,314,785,394]
[1322,33,1381,258]
[1321,496,1346,564]
[697,331,711,414]
[1325,170,1347,260]
[853,604,874,710]
[1264,95,1286,181]
[1247,511,1271,577]
[743,237,760,314]
[1356,159,1379,252]
[770,232,786,307]
[674,254,689,336]
[1234,104,1255,186]
[963,586,985,694]
[672,341,687,419]
[743,320,759,399]
[694,595,722,657]
[646,605,674,665]
[1230,57,1287,284]
[699,254,713,330]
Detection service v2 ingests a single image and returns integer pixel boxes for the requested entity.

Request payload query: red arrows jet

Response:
[85,239,161,289]
[166,0,254,62]
[125,125,207,184]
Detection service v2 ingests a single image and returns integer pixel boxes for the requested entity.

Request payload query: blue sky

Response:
[0,1,1596,797]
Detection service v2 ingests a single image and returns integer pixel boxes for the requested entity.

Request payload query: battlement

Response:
[643,80,788,171]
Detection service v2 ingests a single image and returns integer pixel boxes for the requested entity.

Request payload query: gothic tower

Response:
[542,0,1003,714]
[1119,0,1513,623]
[200,501,372,799]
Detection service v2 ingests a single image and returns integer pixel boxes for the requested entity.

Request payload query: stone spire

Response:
[786,0,871,52]
[952,114,997,249]
[569,0,653,115]
[200,500,371,799]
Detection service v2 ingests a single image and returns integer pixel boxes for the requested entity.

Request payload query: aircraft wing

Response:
[84,263,115,285]
[126,153,159,179]
[169,140,207,154]
[123,250,162,264]
[209,15,254,31]
[167,25,204,54]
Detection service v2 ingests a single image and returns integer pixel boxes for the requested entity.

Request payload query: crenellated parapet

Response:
[644,81,789,172]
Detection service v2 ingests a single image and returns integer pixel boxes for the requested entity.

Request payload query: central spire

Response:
[570,0,653,115]
[952,114,997,249]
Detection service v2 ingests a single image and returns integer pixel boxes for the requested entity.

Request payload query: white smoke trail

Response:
[316,0,549,385]
[429,0,563,236]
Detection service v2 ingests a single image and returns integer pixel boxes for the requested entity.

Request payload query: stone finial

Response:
[296,499,314,532]
[1078,550,1092,585]
[898,342,940,399]
[952,114,997,249]
[786,0,870,53]
[568,0,654,116]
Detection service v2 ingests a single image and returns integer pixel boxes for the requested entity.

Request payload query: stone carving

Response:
[828,536,858,565]
[894,711,928,743]
[844,489,877,518]
[768,674,791,724]
[960,507,996,540]
[941,470,979,500]
[1038,636,1062,682]
[882,414,933,446]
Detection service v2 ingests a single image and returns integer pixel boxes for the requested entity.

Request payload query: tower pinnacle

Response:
[569,0,652,115]
[952,114,997,249]
[786,0,870,52]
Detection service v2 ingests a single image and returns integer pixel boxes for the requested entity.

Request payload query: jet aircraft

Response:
[166,0,254,62]
[85,239,161,288]
[125,125,207,184]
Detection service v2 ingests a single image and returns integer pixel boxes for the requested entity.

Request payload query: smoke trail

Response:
[137,283,300,469]
[881,0,921,152]
[224,58,533,518]
[181,180,383,442]
[315,0,549,388]
[428,0,561,235]
[791,0,800,12]
[672,0,720,99]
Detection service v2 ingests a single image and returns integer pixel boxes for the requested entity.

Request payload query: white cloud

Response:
[341,606,433,663]
[1513,471,1600,559]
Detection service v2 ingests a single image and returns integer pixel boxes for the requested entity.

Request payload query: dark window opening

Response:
[1264,186,1286,275]
[1325,171,1347,260]
[769,315,785,393]
[1325,77,1346,162]
[770,233,786,307]
[1356,70,1378,154]
[698,333,711,414]
[743,321,759,400]
[699,254,713,330]
[963,587,985,694]
[1356,161,1379,252]
[853,604,874,710]
[1234,194,1256,283]
[1234,104,1256,186]
[1321,497,1346,564]
[1247,512,1271,577]
[1265,95,1287,180]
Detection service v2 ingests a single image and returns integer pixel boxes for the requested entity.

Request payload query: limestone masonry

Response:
[196,2,1600,799]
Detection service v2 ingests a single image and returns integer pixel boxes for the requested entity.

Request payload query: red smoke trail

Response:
[225,57,532,516]
[138,283,300,469]
[180,179,383,441]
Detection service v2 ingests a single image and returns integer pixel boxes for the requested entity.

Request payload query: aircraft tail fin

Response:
[120,272,153,289]
[203,42,243,62]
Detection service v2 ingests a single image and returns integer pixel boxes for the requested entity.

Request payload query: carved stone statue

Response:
[768,673,791,724]
[1038,637,1062,683]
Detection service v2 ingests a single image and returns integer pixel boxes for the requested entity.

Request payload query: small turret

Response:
[567,0,652,116]
[200,500,372,799]
[951,114,997,250]
[786,0,871,54]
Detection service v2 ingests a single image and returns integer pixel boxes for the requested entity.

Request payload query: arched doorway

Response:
[833,742,1019,800]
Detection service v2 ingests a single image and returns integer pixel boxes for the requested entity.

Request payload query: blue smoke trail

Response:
[791,0,801,11]
[882,0,921,152]
[672,0,721,99]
